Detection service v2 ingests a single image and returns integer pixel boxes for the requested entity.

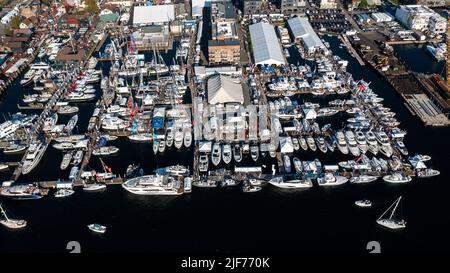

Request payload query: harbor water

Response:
[0,36,449,253]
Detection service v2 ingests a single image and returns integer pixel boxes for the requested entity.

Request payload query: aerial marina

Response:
[0,0,449,255]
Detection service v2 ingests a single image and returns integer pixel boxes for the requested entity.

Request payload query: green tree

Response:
[10,16,21,29]
[358,0,369,9]
[85,0,100,14]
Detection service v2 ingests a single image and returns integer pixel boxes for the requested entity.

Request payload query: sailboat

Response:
[95,158,116,181]
[376,196,406,230]
[0,203,27,229]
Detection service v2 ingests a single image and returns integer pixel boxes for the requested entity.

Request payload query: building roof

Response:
[249,22,285,66]
[192,0,206,17]
[133,5,175,25]
[207,74,244,105]
[208,39,240,47]
[288,17,327,53]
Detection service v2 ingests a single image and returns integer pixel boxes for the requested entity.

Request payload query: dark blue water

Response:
[0,36,449,254]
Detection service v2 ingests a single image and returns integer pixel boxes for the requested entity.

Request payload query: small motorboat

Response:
[54,188,75,198]
[355,199,372,207]
[83,183,106,192]
[87,223,106,234]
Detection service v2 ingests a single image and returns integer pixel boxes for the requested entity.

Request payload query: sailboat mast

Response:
[377,197,398,221]
[389,196,402,220]
[0,204,10,221]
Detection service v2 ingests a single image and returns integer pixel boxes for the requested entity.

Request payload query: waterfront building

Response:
[132,25,172,50]
[192,0,206,18]
[287,17,328,55]
[208,40,240,65]
[207,74,245,105]
[319,0,338,9]
[280,0,304,14]
[243,0,264,15]
[211,0,237,22]
[132,5,175,26]
[249,22,285,66]
[395,5,447,34]
[398,0,447,7]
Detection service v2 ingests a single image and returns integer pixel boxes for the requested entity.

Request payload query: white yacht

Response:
[250,145,259,162]
[54,188,75,198]
[383,172,412,184]
[335,131,349,155]
[306,136,317,151]
[64,114,78,134]
[355,199,372,208]
[211,143,222,166]
[299,137,308,151]
[376,196,406,230]
[283,154,291,173]
[42,113,58,132]
[268,143,277,158]
[183,127,192,148]
[350,175,378,184]
[417,168,440,178]
[345,131,360,157]
[22,141,48,175]
[365,131,379,155]
[222,144,232,164]
[60,152,73,170]
[293,157,303,173]
[72,150,84,166]
[233,144,243,163]
[3,143,28,154]
[269,176,313,189]
[83,183,107,192]
[292,138,300,151]
[122,175,182,196]
[375,131,393,157]
[315,137,327,153]
[317,173,348,186]
[65,92,96,102]
[92,146,119,156]
[57,105,79,115]
[174,129,184,149]
[0,184,43,200]
[88,223,106,234]
[128,134,152,142]
[355,131,368,154]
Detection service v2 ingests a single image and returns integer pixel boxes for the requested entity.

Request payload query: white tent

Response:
[249,22,285,66]
[279,137,294,153]
[303,108,317,120]
[409,157,427,169]
[199,141,212,152]
[133,5,175,25]
[207,74,244,105]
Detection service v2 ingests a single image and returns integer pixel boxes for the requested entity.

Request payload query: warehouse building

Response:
[249,22,285,66]
[287,17,328,55]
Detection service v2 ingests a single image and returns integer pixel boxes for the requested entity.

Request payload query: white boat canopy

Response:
[199,141,212,152]
[279,137,294,154]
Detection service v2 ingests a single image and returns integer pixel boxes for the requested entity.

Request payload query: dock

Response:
[339,34,365,66]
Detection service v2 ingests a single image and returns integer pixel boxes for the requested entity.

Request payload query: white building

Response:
[192,0,206,18]
[249,22,285,66]
[1,7,19,25]
[395,5,447,34]
[319,0,337,9]
[133,5,175,26]
[287,17,328,55]
[207,74,245,105]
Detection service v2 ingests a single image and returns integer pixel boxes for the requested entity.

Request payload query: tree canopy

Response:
[10,16,21,29]
[84,0,100,14]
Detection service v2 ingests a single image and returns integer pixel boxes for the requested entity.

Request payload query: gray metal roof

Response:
[249,22,285,65]
[287,17,327,53]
